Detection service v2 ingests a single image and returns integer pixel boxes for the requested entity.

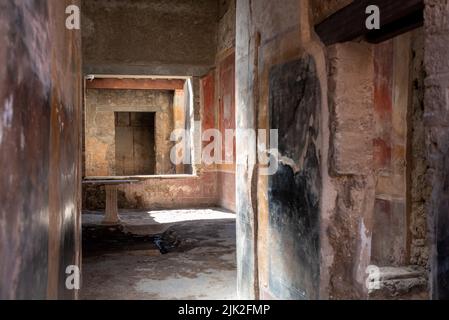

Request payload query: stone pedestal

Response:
[104,185,119,224]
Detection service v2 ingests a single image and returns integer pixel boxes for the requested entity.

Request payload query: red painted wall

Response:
[371,40,408,266]
[199,53,236,212]
[217,52,236,212]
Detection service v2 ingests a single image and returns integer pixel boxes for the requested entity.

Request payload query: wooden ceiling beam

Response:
[86,78,186,91]
[365,10,423,44]
[315,0,424,46]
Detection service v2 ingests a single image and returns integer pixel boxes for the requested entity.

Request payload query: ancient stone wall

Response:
[84,89,175,176]
[424,0,449,299]
[326,42,375,299]
[325,26,429,301]
[83,85,220,211]
[409,29,429,269]
[236,0,430,300]
[83,173,218,210]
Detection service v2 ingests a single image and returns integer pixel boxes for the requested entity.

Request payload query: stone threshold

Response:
[367,266,428,300]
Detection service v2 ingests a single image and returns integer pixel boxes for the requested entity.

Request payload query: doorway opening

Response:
[115,112,156,176]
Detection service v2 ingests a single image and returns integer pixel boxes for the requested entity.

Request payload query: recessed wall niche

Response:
[84,78,193,177]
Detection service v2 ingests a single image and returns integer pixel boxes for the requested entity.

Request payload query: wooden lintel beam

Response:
[315,0,424,46]
[366,10,424,44]
[86,78,186,91]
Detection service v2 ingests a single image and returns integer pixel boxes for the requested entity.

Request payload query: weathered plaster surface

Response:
[82,0,219,76]
[218,0,236,55]
[236,0,323,300]
[209,2,237,213]
[268,57,321,300]
[216,52,236,212]
[83,173,218,211]
[236,0,431,301]
[424,0,449,299]
[235,0,257,299]
[409,29,430,268]
[371,36,410,268]
[327,42,375,299]
[0,0,82,299]
[83,85,222,211]
[85,89,175,176]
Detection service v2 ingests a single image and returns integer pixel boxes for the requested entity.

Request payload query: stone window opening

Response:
[83,76,195,178]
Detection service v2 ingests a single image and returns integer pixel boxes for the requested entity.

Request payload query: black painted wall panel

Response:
[268,56,321,300]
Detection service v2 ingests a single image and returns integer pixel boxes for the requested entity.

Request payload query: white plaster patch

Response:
[278,155,299,172]
[20,131,25,150]
[446,87,449,111]
[0,95,14,144]
[356,220,372,286]
[3,94,14,127]
[22,3,51,95]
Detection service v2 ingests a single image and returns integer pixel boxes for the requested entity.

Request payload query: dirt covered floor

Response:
[81,209,237,300]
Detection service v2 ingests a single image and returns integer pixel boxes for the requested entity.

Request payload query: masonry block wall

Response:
[326,31,429,300]
[84,89,175,177]
[327,42,375,299]
[0,0,82,299]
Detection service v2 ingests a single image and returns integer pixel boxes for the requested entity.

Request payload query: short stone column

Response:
[104,185,119,224]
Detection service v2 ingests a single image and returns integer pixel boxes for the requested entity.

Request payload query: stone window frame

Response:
[82,75,197,179]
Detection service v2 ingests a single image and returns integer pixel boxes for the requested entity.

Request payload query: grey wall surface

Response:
[82,0,219,76]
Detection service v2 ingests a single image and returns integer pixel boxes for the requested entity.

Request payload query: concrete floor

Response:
[81,209,237,300]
